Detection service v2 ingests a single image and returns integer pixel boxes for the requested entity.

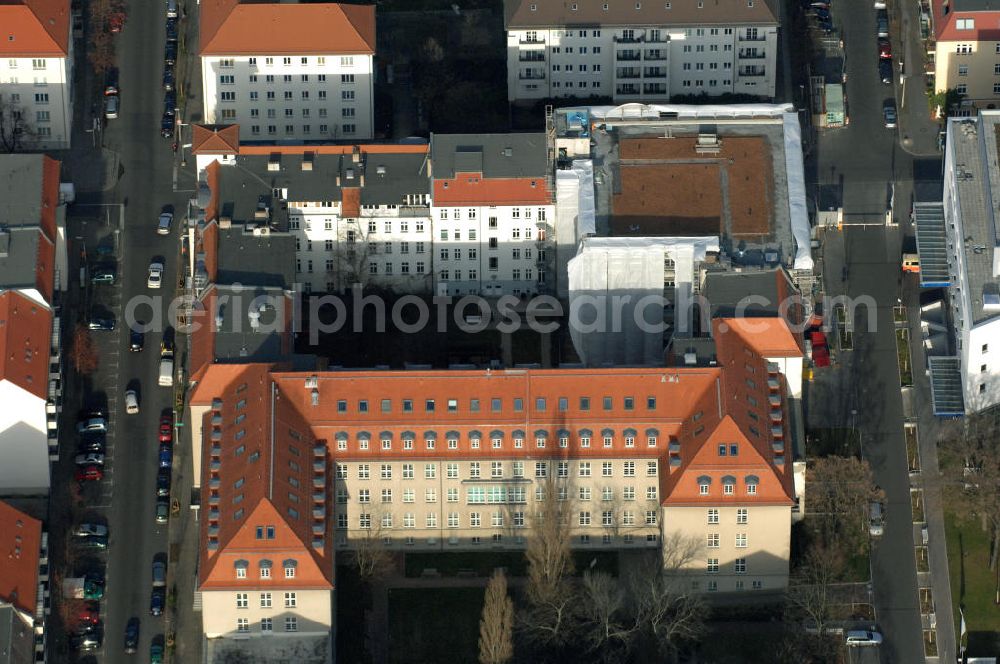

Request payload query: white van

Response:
[868,501,884,537]
[125,389,139,414]
[158,357,174,387]
[166,0,178,18]
[845,630,883,646]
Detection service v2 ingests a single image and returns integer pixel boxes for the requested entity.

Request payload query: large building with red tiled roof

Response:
[0,155,67,495]
[0,500,48,664]
[0,0,73,149]
[198,1,375,143]
[931,0,1000,107]
[188,312,802,647]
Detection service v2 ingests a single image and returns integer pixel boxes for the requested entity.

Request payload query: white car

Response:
[147,262,164,289]
[74,523,109,538]
[846,630,884,646]
[125,389,139,414]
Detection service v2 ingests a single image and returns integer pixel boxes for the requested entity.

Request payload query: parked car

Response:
[104,95,119,120]
[877,9,889,37]
[152,560,167,587]
[75,465,103,482]
[150,643,164,664]
[149,588,165,616]
[879,59,893,84]
[77,418,108,433]
[160,112,174,139]
[810,7,830,19]
[869,500,885,536]
[76,602,101,626]
[77,534,108,550]
[158,445,172,469]
[70,631,102,651]
[77,436,105,454]
[74,523,108,538]
[845,630,883,646]
[75,452,105,466]
[883,105,897,128]
[156,469,171,497]
[165,17,178,41]
[878,38,892,59]
[130,328,144,352]
[147,262,164,289]
[164,90,176,113]
[88,317,116,331]
[104,69,119,96]
[164,41,177,66]
[155,499,169,524]
[124,618,140,654]
[90,267,116,284]
[159,416,173,443]
[162,67,174,91]
[157,212,172,235]
[125,389,140,414]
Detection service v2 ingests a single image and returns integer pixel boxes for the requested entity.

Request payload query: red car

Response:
[159,415,173,444]
[76,603,100,626]
[878,38,892,59]
[75,465,103,482]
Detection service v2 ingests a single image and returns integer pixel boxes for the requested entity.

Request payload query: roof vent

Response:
[683,352,697,365]
[376,165,387,177]
[301,152,314,171]
[218,216,232,229]
[310,389,320,406]
[503,147,513,157]
[267,154,280,171]
[352,145,362,163]
[248,306,261,330]
[346,168,355,180]
[215,304,224,329]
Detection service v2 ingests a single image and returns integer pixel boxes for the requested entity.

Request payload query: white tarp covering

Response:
[555,160,595,298]
[782,112,814,270]
[586,102,795,121]
[567,237,720,367]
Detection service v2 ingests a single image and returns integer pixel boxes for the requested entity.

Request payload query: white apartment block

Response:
[199,2,374,143]
[429,133,556,298]
[0,0,73,150]
[504,0,778,102]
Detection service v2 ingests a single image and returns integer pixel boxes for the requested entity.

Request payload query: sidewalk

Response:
[892,0,942,156]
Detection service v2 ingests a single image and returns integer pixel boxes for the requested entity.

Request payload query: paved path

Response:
[892,0,942,156]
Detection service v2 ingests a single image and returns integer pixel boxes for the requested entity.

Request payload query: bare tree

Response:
[520,474,577,649]
[807,456,882,555]
[0,100,34,153]
[578,570,641,662]
[478,569,514,664]
[349,504,394,582]
[70,324,99,375]
[785,542,843,637]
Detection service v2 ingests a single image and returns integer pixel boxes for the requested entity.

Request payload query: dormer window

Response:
[283,559,298,578]
[234,559,249,579]
[260,559,273,578]
[722,476,736,495]
[697,475,711,495]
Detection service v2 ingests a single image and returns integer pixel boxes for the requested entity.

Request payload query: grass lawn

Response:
[388,587,484,664]
[905,425,920,473]
[945,508,1000,656]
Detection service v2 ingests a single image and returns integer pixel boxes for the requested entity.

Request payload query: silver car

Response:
[157,212,172,235]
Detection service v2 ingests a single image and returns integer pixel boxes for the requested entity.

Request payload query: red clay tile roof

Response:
[717,317,803,357]
[0,291,52,400]
[433,175,551,206]
[341,187,361,218]
[0,0,70,56]
[34,231,54,305]
[932,0,1000,41]
[39,156,59,243]
[192,125,241,155]
[0,500,41,615]
[200,2,375,56]
[238,144,428,156]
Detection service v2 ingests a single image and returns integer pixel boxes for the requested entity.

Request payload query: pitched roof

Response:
[432,177,551,206]
[0,0,70,56]
[504,0,779,28]
[430,133,551,205]
[717,317,803,357]
[0,291,52,400]
[0,501,41,615]
[192,124,241,155]
[932,0,1000,41]
[200,2,375,56]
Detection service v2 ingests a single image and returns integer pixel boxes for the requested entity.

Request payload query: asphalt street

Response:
[53,0,188,661]
[805,2,944,662]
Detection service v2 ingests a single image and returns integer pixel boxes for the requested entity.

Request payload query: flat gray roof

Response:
[0,603,33,664]
[913,202,950,287]
[430,133,548,179]
[209,284,290,365]
[702,269,790,318]
[929,356,965,416]
[0,155,44,230]
[216,226,295,290]
[0,227,43,291]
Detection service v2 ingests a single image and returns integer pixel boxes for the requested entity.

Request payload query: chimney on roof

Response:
[352,145,362,164]
[248,306,261,330]
[0,229,9,258]
[268,154,280,171]
[684,352,697,365]
[302,152,314,171]
[376,165,387,177]
[310,388,320,406]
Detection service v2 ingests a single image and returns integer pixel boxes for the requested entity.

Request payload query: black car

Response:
[129,328,144,352]
[70,630,102,652]
[77,437,105,453]
[160,112,174,138]
[149,588,165,616]
[156,469,171,497]
[124,618,139,654]
[162,68,174,91]
[165,17,178,42]
[879,59,893,84]
[77,534,109,550]
[164,91,176,114]
[164,42,177,66]
[88,317,116,331]
[90,266,116,284]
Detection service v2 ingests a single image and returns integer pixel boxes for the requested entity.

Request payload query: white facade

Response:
[0,383,49,494]
[507,25,777,103]
[202,588,333,639]
[201,54,374,143]
[430,203,555,298]
[0,53,73,150]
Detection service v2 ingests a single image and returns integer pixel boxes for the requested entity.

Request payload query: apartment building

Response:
[0,0,73,150]
[199,1,375,143]
[917,111,1000,415]
[931,0,1000,108]
[0,155,68,494]
[504,0,779,103]
[0,501,49,664]
[429,133,555,297]
[190,314,800,597]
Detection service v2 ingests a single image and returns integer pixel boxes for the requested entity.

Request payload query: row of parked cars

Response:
[161,7,180,138]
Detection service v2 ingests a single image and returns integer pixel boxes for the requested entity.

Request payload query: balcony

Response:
[768,377,780,390]
[313,460,326,472]
[767,361,780,374]
[614,35,644,43]
[519,72,546,80]
[738,49,766,59]
[770,408,783,422]
[771,425,783,438]
[313,443,325,457]
[313,524,325,534]
[211,443,222,457]
[643,68,667,79]
[616,84,640,96]
[209,477,221,489]
[644,50,667,61]
[643,84,667,95]
[616,68,641,80]
[739,67,767,77]
[519,52,545,62]
[211,414,222,426]
[313,476,325,488]
[768,393,781,406]
[616,51,641,61]
[519,37,545,45]
[312,506,326,518]
[313,490,325,503]
[210,459,221,471]
[738,34,767,41]
[398,205,429,217]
